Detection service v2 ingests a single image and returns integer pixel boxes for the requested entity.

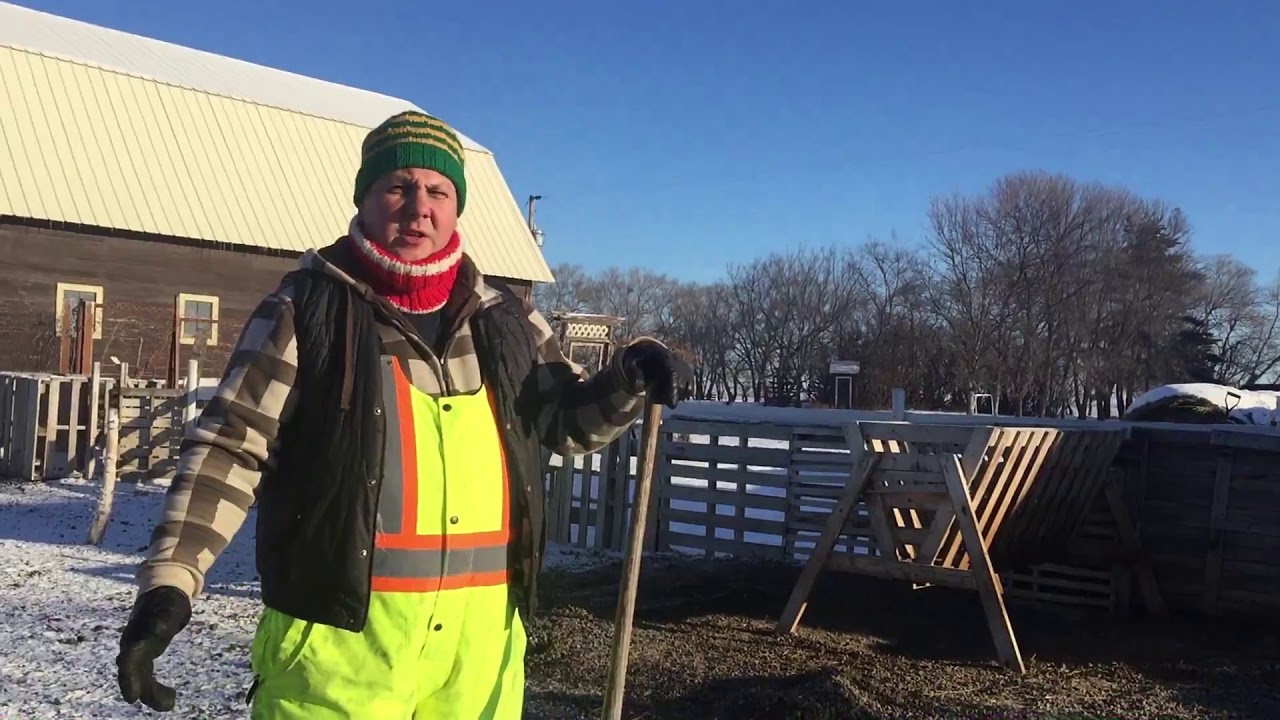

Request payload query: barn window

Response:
[54,282,104,339]
[177,293,220,346]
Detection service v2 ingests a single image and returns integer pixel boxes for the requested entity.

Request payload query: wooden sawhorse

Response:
[775,421,1165,673]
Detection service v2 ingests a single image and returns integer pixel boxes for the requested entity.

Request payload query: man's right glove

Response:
[116,585,192,712]
[620,339,694,409]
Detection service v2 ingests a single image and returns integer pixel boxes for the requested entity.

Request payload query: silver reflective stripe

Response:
[372,544,508,580]
[378,359,405,535]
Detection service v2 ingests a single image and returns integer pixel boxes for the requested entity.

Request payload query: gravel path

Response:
[524,557,1280,720]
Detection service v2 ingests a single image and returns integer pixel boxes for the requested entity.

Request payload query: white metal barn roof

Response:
[0,1,553,283]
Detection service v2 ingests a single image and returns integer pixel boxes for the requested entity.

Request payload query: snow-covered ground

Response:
[0,477,613,719]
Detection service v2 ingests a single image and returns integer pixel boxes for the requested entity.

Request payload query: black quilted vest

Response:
[255,268,546,632]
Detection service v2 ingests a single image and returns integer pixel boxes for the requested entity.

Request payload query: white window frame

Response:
[55,282,104,339]
[176,293,220,346]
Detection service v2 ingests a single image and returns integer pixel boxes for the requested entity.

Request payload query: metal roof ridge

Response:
[0,1,490,152]
[4,45,413,133]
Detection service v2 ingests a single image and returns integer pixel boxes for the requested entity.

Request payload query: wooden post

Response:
[41,377,61,480]
[168,299,184,388]
[85,361,102,480]
[86,407,120,545]
[59,303,73,374]
[76,300,96,375]
[601,399,663,720]
[183,358,199,429]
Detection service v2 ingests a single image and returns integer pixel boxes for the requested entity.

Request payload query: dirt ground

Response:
[522,555,1280,720]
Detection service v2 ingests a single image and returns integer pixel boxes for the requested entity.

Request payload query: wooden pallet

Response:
[0,371,113,481]
[774,421,1165,673]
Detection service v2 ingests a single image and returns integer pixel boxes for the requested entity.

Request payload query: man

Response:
[115,110,691,719]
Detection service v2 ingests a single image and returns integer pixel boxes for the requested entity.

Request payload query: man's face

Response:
[359,168,459,262]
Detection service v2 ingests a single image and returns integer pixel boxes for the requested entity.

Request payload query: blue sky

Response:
[19,0,1280,283]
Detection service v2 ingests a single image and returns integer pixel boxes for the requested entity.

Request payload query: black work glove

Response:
[620,339,694,408]
[117,585,192,712]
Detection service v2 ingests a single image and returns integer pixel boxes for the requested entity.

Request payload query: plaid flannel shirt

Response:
[136,246,645,599]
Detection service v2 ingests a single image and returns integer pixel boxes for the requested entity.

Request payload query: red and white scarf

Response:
[345,215,463,314]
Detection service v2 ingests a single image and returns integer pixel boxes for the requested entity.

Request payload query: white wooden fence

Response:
[0,370,116,481]
[9,374,1277,618]
[0,360,213,482]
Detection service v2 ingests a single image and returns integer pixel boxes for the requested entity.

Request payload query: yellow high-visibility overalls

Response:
[248,357,525,719]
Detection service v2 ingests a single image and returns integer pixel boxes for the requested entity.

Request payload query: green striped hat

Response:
[353,111,468,214]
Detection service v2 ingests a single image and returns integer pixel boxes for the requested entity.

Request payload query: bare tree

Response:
[522,169,1273,417]
[662,282,737,400]
[926,192,1013,408]
[578,267,678,341]
[532,262,594,314]
[844,240,935,407]
[1192,258,1280,385]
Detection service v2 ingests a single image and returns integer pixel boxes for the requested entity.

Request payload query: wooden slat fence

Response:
[543,425,640,552]
[0,371,116,480]
[1,360,213,483]
[658,419,793,559]
[1112,427,1280,616]
[8,367,1276,620]
[543,409,1280,618]
[115,366,216,483]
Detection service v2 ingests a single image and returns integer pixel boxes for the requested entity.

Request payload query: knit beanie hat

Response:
[352,111,468,214]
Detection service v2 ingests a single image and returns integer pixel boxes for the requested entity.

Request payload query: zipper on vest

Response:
[439,336,458,396]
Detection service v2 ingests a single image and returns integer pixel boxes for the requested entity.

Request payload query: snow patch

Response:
[0,477,260,718]
[541,543,620,573]
[1126,383,1280,425]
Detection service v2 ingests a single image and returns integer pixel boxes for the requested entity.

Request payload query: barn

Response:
[0,2,553,382]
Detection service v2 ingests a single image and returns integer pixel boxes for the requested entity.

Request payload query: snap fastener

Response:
[373,407,382,415]
[360,549,368,557]
[442,403,452,412]
[433,623,443,632]
[449,515,459,524]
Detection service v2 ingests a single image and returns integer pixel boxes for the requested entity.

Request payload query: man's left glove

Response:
[117,585,192,712]
[620,339,694,408]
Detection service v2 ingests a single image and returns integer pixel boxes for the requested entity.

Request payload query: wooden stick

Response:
[601,398,663,720]
[86,407,120,545]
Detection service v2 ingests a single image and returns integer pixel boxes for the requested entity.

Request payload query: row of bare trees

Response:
[535,170,1280,417]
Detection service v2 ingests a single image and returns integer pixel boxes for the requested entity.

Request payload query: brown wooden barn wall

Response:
[0,221,534,379]
[0,222,297,378]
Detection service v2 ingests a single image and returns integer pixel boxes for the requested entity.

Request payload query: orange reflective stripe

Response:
[393,358,418,537]
[371,570,510,593]
[377,529,510,550]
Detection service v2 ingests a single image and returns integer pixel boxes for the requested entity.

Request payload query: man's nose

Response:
[404,188,432,217]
